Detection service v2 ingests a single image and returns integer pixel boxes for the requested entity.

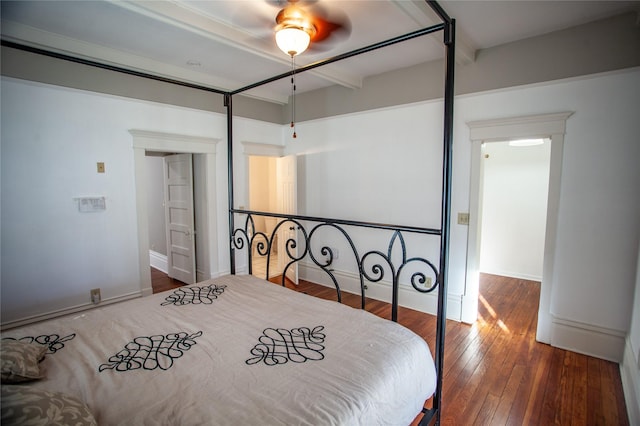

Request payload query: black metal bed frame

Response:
[2,2,454,423]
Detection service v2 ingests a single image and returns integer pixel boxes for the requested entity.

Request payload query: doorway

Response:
[247,154,298,283]
[478,139,551,281]
[474,139,551,338]
[131,130,220,296]
[248,155,282,279]
[145,152,205,285]
[464,112,572,344]
[242,142,298,283]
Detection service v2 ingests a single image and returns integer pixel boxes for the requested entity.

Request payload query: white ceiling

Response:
[2,1,638,104]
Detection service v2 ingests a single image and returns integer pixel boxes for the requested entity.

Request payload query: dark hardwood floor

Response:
[151,270,629,425]
[150,267,185,293]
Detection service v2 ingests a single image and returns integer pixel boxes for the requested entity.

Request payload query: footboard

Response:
[231,210,442,322]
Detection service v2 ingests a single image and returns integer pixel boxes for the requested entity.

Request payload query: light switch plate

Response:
[97,162,105,173]
[458,212,470,225]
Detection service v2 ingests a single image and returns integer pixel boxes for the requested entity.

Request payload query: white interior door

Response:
[277,155,298,285]
[164,153,196,284]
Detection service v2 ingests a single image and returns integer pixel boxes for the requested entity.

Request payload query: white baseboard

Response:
[196,269,213,282]
[621,337,640,425]
[151,251,212,283]
[298,263,462,321]
[1,292,142,330]
[550,315,626,362]
[479,268,542,282]
[214,269,230,278]
[149,250,168,273]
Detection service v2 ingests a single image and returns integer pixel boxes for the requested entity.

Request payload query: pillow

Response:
[1,385,97,426]
[0,340,46,383]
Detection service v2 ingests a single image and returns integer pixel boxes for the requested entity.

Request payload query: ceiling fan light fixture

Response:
[276,26,311,57]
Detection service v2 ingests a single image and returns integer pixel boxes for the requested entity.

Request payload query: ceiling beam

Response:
[114,0,363,91]
[1,20,289,103]
[392,0,476,64]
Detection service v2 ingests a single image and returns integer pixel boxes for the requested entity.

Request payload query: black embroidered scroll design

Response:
[2,334,76,354]
[99,331,202,372]
[246,326,325,366]
[161,285,227,306]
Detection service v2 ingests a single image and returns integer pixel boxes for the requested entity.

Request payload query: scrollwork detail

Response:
[231,228,248,251]
[360,251,392,283]
[397,257,439,293]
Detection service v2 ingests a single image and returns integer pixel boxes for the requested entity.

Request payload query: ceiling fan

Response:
[271,0,351,57]
[263,1,350,138]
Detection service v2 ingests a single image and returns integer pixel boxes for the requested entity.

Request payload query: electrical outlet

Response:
[90,288,101,304]
[457,213,470,225]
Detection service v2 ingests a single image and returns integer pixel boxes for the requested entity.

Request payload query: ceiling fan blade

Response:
[307,5,351,51]
[310,13,350,43]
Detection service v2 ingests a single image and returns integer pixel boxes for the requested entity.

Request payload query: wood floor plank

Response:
[587,356,606,424]
[571,353,589,426]
[602,358,628,425]
[558,350,576,425]
[475,393,501,426]
[492,363,526,424]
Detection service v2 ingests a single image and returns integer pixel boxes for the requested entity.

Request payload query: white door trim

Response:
[131,130,220,296]
[277,155,298,285]
[464,112,573,344]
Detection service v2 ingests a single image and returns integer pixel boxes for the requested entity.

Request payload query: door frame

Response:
[131,130,220,296]
[463,112,572,344]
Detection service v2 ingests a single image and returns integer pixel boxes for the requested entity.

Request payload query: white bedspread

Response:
[1,275,436,425]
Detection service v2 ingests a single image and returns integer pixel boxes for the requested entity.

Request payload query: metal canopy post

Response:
[225,93,236,274]
[424,3,455,424]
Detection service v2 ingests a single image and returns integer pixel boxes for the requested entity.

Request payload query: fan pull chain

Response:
[290,55,297,138]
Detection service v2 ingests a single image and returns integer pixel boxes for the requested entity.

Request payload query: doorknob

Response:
[289,226,295,231]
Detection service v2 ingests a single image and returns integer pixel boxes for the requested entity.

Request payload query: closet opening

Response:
[464,112,572,344]
[475,138,551,331]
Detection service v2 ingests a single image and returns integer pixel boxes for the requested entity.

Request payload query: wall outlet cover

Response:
[90,288,101,304]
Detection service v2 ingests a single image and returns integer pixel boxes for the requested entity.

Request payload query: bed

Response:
[2,274,435,425]
[1,1,455,424]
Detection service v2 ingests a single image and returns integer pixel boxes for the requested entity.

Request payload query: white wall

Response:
[287,102,445,315]
[0,77,283,325]
[289,68,640,361]
[0,78,223,324]
[621,241,640,425]
[457,70,640,361]
[479,140,551,281]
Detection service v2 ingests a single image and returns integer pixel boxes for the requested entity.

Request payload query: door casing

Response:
[131,130,220,296]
